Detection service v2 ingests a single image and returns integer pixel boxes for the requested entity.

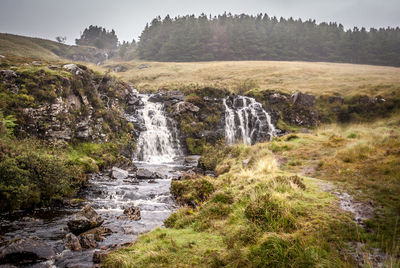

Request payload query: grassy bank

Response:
[97,60,400,98]
[105,114,400,267]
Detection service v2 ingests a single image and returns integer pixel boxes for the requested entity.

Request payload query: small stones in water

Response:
[79,233,97,249]
[118,206,141,221]
[64,233,82,251]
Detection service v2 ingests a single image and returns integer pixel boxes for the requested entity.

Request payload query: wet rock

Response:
[80,227,112,242]
[111,167,129,180]
[78,233,97,249]
[291,92,316,107]
[122,206,141,221]
[148,93,164,102]
[93,250,108,264]
[0,237,55,265]
[136,169,162,180]
[184,155,201,167]
[64,233,82,251]
[67,205,104,235]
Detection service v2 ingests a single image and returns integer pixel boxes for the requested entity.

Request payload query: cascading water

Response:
[134,95,181,163]
[0,92,188,267]
[223,95,276,145]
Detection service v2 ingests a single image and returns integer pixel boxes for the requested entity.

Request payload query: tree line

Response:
[137,13,400,66]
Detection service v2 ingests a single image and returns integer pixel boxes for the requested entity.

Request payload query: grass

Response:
[105,143,363,267]
[94,59,400,98]
[105,114,400,267]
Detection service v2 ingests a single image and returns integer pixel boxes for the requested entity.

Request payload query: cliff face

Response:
[0,62,135,142]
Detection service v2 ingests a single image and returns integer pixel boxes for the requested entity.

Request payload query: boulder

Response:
[122,206,141,221]
[184,155,201,167]
[80,227,112,242]
[138,64,148,69]
[148,93,164,102]
[64,233,82,251]
[79,234,97,249]
[111,167,129,180]
[0,70,17,80]
[136,169,162,180]
[0,55,5,58]
[63,64,83,75]
[290,92,315,107]
[67,205,104,235]
[0,237,55,265]
[174,102,200,114]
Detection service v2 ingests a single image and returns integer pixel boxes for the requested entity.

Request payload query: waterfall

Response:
[223,95,276,145]
[135,95,181,163]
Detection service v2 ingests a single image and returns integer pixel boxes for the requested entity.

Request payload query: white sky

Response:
[0,0,399,45]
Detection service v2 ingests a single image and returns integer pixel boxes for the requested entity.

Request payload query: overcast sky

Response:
[1,0,399,45]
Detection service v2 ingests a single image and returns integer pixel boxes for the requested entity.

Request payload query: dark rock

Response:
[0,237,55,265]
[328,96,344,105]
[93,250,108,264]
[64,233,82,251]
[111,167,129,180]
[78,233,97,249]
[148,93,164,102]
[122,206,141,221]
[80,227,112,242]
[136,169,162,180]
[358,95,378,105]
[0,70,17,80]
[67,205,104,235]
[291,92,316,107]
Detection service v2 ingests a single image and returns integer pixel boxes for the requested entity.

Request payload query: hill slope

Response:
[0,33,108,63]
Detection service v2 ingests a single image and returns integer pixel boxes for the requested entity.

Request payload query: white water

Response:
[135,95,181,163]
[223,96,276,145]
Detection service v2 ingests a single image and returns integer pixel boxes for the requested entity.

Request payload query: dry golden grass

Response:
[97,60,400,97]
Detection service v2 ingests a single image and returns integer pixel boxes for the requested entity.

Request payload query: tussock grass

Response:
[105,142,360,267]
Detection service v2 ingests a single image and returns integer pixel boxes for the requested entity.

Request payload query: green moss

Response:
[186,137,206,155]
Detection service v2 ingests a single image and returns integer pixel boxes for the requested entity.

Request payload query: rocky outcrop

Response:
[0,63,137,143]
[0,237,55,265]
[67,205,104,235]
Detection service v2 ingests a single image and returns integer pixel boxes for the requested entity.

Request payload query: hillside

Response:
[101,60,400,98]
[0,33,109,63]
